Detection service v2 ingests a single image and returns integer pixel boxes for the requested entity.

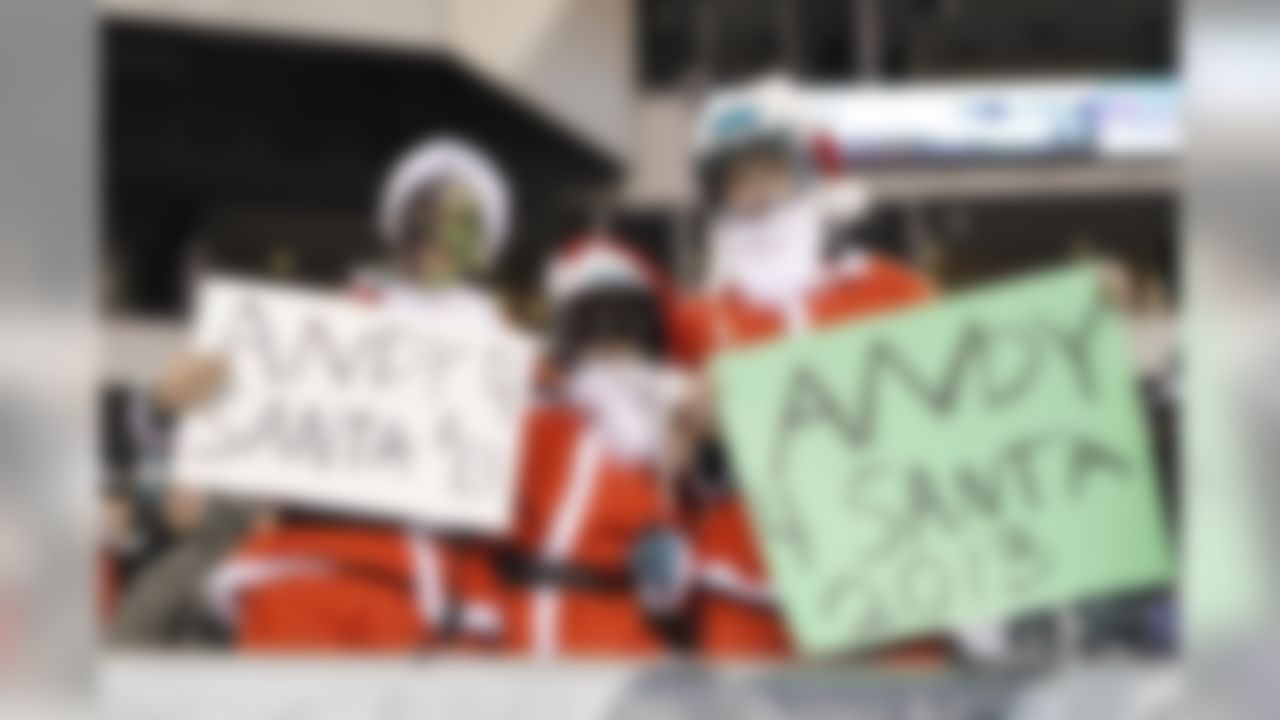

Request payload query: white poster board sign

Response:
[173,278,535,533]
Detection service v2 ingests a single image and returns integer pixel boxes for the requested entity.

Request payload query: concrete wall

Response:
[620,93,697,208]
[444,0,634,156]
[102,0,448,49]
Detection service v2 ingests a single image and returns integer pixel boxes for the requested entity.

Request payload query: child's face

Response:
[398,181,484,287]
[559,289,662,368]
[577,338,646,367]
[721,149,797,219]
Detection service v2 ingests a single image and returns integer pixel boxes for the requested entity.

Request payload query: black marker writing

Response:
[192,400,414,472]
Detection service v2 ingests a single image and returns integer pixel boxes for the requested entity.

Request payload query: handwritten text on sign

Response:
[173,279,534,533]
[714,266,1172,655]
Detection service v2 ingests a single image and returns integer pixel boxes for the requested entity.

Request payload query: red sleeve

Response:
[671,296,715,370]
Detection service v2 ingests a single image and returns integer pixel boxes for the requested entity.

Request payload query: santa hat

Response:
[546,235,673,309]
[376,136,511,261]
[695,75,846,168]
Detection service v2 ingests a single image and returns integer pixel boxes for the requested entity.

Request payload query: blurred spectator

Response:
[673,75,939,662]
[140,137,515,652]
[496,236,691,657]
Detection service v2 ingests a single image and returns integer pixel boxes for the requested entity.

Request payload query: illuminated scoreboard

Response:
[797,78,1179,167]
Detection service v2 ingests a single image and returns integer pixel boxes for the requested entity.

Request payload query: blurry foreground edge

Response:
[0,0,95,718]
[104,655,1188,720]
[1184,0,1280,718]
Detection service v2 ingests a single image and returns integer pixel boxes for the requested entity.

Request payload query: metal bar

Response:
[856,0,884,79]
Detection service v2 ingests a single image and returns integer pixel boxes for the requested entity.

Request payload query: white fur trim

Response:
[457,602,503,637]
[818,179,874,224]
[697,559,775,608]
[547,244,651,305]
[377,136,510,258]
[831,249,870,280]
[694,74,811,158]
[205,557,332,627]
[405,534,449,629]
[532,432,604,659]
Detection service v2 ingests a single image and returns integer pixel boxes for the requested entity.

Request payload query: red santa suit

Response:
[679,74,946,662]
[676,250,936,660]
[210,524,500,651]
[498,238,688,658]
[499,406,674,657]
[206,280,510,652]
[205,138,511,652]
[99,551,118,623]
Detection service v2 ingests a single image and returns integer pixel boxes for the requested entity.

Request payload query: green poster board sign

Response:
[714,266,1173,655]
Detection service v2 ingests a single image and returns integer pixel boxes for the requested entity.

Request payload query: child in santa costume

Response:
[497,236,692,658]
[673,76,942,663]
[159,137,513,651]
